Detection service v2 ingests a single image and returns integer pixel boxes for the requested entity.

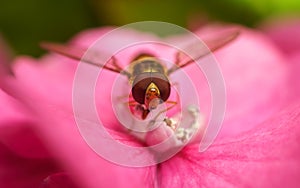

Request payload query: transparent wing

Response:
[40,42,131,77]
[167,29,240,75]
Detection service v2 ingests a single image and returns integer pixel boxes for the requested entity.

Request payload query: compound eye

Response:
[132,72,171,104]
[132,80,148,104]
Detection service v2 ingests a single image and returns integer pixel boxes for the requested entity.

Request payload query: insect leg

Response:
[126,101,150,120]
[170,81,181,112]
[150,100,178,125]
[127,100,138,107]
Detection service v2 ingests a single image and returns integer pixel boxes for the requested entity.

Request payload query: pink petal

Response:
[159,102,300,188]
[25,101,156,188]
[211,28,289,136]
[0,89,50,158]
[166,25,291,137]
[40,172,78,188]
[11,55,76,111]
[1,78,156,187]
[262,19,300,55]
[0,27,161,187]
[1,83,155,188]
[0,89,59,187]
[0,122,51,159]
[0,142,59,188]
[0,88,28,126]
[1,25,298,187]
[260,19,300,101]
[287,53,300,101]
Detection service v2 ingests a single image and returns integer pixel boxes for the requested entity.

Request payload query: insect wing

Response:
[167,28,240,75]
[40,42,130,76]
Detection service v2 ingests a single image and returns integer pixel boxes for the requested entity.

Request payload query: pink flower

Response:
[0,23,300,188]
[262,19,300,55]
[262,19,300,101]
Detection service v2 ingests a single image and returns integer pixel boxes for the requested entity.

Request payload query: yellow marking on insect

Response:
[146,82,160,97]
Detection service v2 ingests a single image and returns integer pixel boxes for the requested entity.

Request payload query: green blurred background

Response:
[0,0,299,57]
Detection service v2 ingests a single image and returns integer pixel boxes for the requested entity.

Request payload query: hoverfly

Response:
[41,28,239,120]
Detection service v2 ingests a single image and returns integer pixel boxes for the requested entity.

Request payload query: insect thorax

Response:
[130,56,166,78]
